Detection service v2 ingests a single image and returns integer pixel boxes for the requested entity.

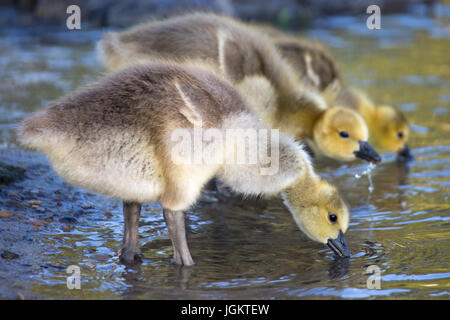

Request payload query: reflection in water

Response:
[0,4,449,299]
[173,265,194,291]
[328,257,351,279]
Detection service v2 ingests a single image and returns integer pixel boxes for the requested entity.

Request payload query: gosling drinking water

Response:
[18,63,351,265]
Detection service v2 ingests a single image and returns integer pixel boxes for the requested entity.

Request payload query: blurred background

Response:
[0,0,446,29]
[0,0,449,300]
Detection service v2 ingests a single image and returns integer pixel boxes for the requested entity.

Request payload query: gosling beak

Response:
[397,144,414,162]
[327,230,351,258]
[354,141,381,164]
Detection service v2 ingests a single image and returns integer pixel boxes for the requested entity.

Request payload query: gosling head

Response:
[283,178,351,257]
[373,105,412,160]
[313,106,381,163]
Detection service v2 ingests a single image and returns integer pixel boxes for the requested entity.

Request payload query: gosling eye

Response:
[339,131,349,138]
[329,213,338,223]
[397,131,404,139]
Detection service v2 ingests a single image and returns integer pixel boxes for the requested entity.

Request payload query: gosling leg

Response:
[120,201,142,264]
[163,209,194,266]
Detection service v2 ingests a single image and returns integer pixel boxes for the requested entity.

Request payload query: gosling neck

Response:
[274,94,323,140]
[272,59,326,140]
[281,159,320,202]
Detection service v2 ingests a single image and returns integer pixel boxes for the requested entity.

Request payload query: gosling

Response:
[18,63,351,266]
[335,87,411,160]
[264,30,411,160]
[97,12,380,164]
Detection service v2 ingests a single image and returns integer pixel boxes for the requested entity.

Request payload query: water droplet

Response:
[354,163,376,192]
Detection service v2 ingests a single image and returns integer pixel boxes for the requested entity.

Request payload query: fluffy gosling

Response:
[18,63,351,265]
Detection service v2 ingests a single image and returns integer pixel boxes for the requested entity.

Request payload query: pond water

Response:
[0,4,449,299]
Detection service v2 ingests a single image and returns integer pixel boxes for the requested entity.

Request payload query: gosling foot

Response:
[163,208,195,266]
[118,247,142,264]
[121,201,142,264]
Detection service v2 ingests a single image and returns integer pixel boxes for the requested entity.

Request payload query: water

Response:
[0,5,449,299]
[354,163,377,193]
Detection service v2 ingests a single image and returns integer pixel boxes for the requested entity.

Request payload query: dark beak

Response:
[354,141,381,164]
[327,230,351,258]
[397,144,414,162]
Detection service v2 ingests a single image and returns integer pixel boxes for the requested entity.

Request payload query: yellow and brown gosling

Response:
[97,12,380,164]
[335,87,411,159]
[18,63,351,265]
[262,29,411,160]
